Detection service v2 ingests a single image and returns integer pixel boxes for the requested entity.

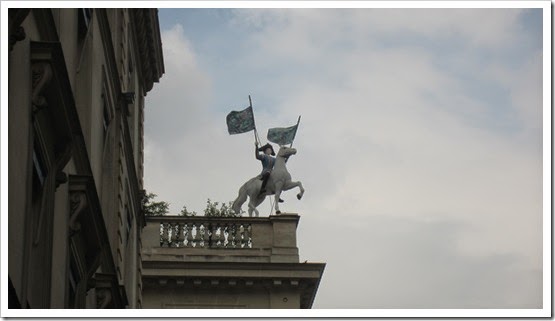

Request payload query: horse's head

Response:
[277,146,297,158]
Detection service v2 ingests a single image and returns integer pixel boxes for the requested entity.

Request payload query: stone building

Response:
[141,214,326,308]
[8,8,164,308]
[8,7,325,311]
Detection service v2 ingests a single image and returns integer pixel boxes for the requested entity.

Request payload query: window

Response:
[31,144,48,209]
[125,207,132,246]
[67,253,81,308]
[101,92,111,146]
[32,150,46,187]
[102,100,110,133]
[67,257,78,307]
[77,9,92,39]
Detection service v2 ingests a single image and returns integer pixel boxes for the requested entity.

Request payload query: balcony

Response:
[141,214,326,309]
[142,214,301,263]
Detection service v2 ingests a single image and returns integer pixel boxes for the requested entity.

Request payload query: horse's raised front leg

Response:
[282,180,305,200]
[293,181,304,200]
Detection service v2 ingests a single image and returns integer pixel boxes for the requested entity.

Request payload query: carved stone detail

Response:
[130,9,163,93]
[96,288,112,309]
[31,62,52,113]
[69,192,87,233]
[55,170,68,188]
[9,9,30,51]
[10,26,26,49]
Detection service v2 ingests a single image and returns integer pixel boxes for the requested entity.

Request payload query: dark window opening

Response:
[125,208,132,246]
[31,146,48,207]
[32,150,46,185]
[77,9,92,39]
[102,99,110,146]
[102,102,109,133]
[8,277,21,309]
[68,255,80,308]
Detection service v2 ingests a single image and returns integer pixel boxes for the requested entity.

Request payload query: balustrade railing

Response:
[144,214,300,263]
[159,220,252,248]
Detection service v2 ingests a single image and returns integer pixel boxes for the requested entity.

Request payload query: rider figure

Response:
[255,142,275,195]
[255,142,284,202]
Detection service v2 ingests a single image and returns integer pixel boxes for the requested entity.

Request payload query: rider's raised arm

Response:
[255,142,262,160]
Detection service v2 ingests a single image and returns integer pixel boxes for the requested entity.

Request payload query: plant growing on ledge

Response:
[142,192,169,216]
[179,205,197,217]
[204,198,243,217]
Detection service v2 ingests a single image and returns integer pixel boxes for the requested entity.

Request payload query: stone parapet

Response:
[142,214,300,263]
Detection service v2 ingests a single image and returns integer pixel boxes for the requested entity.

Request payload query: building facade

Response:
[8,8,325,310]
[8,8,164,308]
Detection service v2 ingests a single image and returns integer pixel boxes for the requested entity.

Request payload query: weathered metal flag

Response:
[267,123,298,146]
[226,106,255,135]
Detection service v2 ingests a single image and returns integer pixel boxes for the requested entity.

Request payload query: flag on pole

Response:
[267,124,299,146]
[226,106,255,135]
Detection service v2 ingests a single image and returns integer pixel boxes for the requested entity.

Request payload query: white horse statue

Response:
[232,146,304,217]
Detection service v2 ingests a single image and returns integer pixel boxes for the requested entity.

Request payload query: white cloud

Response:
[146,8,544,309]
[145,24,213,145]
[161,24,198,72]
[230,8,543,306]
[358,9,524,48]
[144,23,218,213]
[303,215,541,308]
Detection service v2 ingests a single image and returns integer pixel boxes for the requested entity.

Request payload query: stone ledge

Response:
[142,261,325,275]
[141,261,326,309]
[142,265,323,281]
[144,247,272,256]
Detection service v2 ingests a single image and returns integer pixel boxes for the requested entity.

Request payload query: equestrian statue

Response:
[226,96,303,216]
[232,142,304,217]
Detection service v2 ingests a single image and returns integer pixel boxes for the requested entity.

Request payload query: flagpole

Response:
[249,95,261,145]
[289,115,301,148]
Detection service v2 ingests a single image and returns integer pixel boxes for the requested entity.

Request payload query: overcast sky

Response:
[143,5,545,309]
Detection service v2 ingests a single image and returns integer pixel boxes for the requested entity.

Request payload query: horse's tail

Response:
[232,181,249,214]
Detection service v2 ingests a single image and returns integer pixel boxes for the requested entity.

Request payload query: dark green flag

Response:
[226,106,255,135]
[267,124,298,146]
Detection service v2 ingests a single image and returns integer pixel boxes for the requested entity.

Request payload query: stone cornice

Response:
[146,213,300,224]
[142,261,326,308]
[143,260,326,274]
[129,9,164,95]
